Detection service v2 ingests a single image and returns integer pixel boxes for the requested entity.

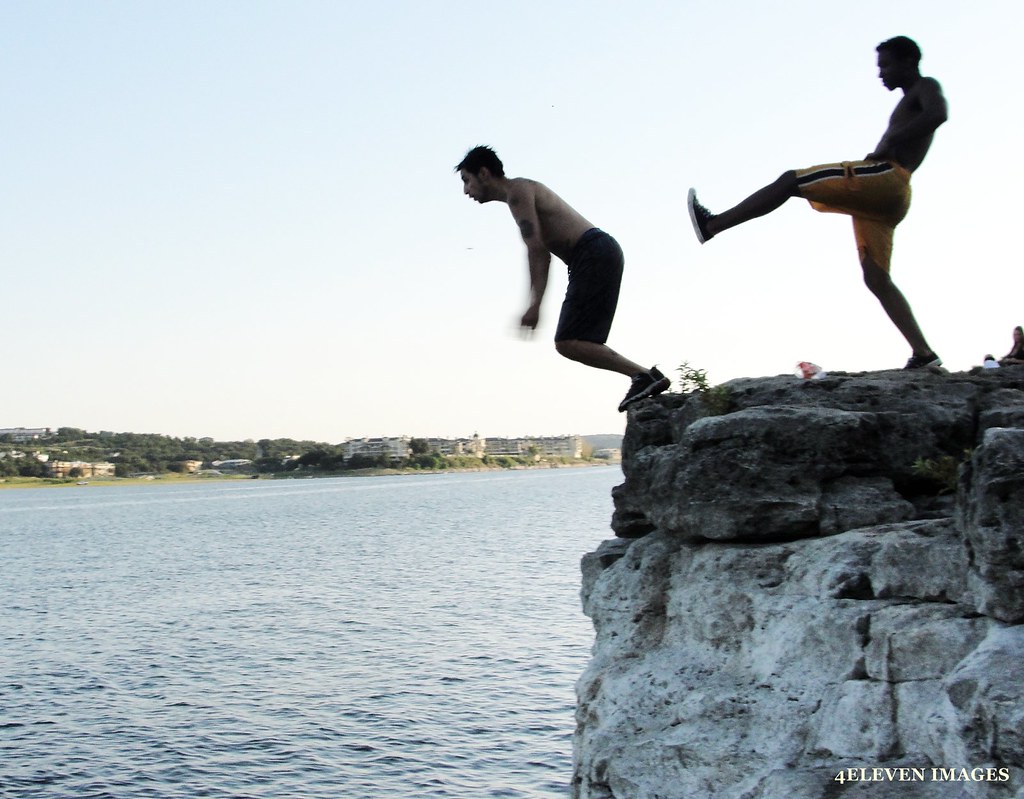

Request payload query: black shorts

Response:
[554,228,623,344]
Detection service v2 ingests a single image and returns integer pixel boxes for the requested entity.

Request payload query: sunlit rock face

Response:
[575,369,1024,799]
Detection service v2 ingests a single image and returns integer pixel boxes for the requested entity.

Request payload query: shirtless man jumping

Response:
[687,35,948,370]
[456,146,670,411]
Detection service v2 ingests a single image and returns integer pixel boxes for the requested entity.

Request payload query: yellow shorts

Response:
[795,160,912,272]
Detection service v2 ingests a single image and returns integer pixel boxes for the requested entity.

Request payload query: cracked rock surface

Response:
[576,369,1024,799]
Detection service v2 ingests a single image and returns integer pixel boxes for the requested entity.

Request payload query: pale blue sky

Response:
[3,1,1020,441]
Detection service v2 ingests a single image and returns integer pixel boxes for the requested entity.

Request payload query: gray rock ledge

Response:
[575,368,1024,799]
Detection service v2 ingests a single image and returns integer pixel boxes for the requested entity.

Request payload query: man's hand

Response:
[520,304,540,330]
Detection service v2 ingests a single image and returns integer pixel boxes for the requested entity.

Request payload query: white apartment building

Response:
[424,435,486,458]
[0,427,52,443]
[344,437,411,461]
[341,434,583,461]
[482,435,583,459]
[48,461,116,478]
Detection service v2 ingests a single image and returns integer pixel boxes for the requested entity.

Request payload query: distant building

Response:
[210,459,253,470]
[339,433,584,462]
[425,434,485,458]
[482,437,528,457]
[482,435,583,459]
[0,427,52,443]
[343,437,411,461]
[48,461,116,478]
[529,435,584,459]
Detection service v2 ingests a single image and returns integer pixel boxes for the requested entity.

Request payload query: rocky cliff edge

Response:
[574,368,1024,799]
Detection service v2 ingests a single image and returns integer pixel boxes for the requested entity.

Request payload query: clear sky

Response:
[3,1,1020,443]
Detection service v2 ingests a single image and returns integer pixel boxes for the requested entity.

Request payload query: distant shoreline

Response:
[0,459,618,490]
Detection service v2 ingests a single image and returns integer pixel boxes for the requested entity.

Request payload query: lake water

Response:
[0,467,621,798]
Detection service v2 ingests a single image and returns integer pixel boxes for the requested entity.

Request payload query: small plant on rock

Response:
[702,385,732,416]
[911,450,971,495]
[676,362,711,394]
[676,361,732,416]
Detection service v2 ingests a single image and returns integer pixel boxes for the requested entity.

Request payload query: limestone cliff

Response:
[574,369,1024,799]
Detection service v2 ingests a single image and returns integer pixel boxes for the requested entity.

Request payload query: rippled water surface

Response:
[1,467,620,798]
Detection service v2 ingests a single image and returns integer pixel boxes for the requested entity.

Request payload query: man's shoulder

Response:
[505,177,537,203]
[913,76,944,95]
[509,178,568,209]
[507,177,547,194]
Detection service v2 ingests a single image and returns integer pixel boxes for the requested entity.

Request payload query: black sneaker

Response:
[687,188,715,244]
[903,352,943,370]
[618,366,671,412]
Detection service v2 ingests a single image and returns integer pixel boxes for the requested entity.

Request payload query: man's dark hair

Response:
[877,36,922,64]
[455,146,504,177]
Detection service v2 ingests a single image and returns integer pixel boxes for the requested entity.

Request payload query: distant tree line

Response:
[0,428,322,478]
[0,430,582,479]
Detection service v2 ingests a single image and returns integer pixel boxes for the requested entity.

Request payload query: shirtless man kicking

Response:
[456,145,670,411]
[687,35,948,370]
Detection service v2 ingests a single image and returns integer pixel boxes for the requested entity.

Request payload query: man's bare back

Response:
[505,178,594,263]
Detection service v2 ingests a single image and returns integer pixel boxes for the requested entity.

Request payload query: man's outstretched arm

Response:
[509,185,551,330]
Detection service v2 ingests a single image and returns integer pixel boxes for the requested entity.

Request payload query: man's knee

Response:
[555,339,579,360]
[776,170,800,196]
[861,256,892,295]
[556,339,599,362]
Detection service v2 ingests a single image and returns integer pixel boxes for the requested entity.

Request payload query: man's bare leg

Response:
[704,171,801,237]
[861,257,935,357]
[557,340,670,412]
[555,339,646,377]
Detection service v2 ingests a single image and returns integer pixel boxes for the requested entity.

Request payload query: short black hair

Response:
[877,36,922,64]
[455,146,504,177]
